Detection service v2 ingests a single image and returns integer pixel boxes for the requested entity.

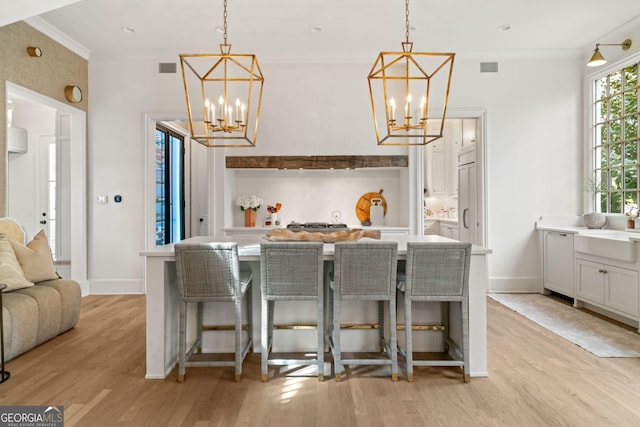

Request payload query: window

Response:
[155,125,185,245]
[591,63,639,213]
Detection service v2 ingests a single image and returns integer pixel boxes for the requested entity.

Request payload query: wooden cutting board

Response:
[355,189,387,222]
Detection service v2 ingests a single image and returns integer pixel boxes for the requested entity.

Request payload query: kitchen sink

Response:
[574,230,637,262]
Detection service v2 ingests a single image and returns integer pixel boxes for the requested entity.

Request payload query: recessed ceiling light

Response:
[309,26,323,33]
[121,26,137,34]
[497,24,512,32]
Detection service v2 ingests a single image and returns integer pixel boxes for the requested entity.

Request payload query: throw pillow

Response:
[0,217,26,244]
[0,234,34,291]
[10,229,59,283]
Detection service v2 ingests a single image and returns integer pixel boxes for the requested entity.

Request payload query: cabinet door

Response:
[439,224,453,238]
[605,265,639,316]
[543,231,574,297]
[445,121,460,195]
[424,220,438,235]
[576,259,605,304]
[461,118,477,147]
[430,150,446,195]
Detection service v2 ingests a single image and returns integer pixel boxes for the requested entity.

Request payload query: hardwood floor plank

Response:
[1,295,640,426]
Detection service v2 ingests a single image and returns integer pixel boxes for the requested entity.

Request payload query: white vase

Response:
[583,213,606,229]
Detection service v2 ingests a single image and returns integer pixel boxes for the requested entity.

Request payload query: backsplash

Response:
[231,168,408,227]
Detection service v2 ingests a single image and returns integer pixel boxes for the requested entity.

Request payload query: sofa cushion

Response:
[10,230,59,283]
[1,291,40,360]
[1,279,81,362]
[38,279,81,332]
[0,234,33,292]
[17,285,63,343]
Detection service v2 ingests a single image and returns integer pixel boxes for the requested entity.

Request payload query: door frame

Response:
[5,81,87,289]
[143,113,194,252]
[411,109,488,248]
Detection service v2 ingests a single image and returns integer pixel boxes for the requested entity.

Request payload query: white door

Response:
[38,135,56,256]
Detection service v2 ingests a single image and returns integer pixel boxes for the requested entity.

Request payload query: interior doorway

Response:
[5,82,87,286]
[414,110,487,248]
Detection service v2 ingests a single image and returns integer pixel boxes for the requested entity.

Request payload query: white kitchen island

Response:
[141,234,491,379]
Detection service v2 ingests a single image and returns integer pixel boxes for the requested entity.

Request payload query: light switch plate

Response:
[97,195,108,204]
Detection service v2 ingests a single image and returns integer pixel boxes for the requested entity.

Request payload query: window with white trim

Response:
[590,62,639,214]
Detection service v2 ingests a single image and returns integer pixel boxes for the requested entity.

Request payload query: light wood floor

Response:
[1,295,639,426]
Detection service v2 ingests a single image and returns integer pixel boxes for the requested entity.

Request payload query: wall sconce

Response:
[26,47,42,57]
[588,39,632,67]
[64,86,83,103]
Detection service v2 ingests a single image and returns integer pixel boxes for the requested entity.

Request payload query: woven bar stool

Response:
[260,242,325,381]
[174,242,253,382]
[328,241,398,382]
[397,242,472,382]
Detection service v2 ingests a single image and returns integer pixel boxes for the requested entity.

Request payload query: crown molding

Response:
[24,16,90,60]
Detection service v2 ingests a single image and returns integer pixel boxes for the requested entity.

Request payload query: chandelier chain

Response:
[405,0,410,42]
[223,0,228,45]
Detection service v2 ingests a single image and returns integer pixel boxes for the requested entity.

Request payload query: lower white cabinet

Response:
[543,231,575,298]
[439,223,458,240]
[424,220,438,235]
[576,258,639,318]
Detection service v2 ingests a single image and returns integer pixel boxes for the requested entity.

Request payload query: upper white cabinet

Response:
[461,118,477,148]
[424,120,460,196]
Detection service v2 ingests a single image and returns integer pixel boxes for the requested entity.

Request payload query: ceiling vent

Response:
[158,63,177,74]
[480,62,498,73]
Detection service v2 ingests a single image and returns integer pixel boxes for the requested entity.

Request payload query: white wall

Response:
[450,55,583,291]
[88,50,585,293]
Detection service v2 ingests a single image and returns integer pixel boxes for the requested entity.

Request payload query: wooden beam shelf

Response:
[225,155,408,170]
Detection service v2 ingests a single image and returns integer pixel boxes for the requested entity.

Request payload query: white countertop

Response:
[424,216,458,224]
[223,225,412,232]
[536,222,640,242]
[141,234,492,257]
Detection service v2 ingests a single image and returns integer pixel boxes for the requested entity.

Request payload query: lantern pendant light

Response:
[179,0,264,147]
[368,0,455,145]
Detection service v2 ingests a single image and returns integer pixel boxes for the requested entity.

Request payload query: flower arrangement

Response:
[236,195,263,211]
[625,202,639,219]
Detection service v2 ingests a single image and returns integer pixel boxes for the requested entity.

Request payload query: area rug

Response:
[489,293,640,357]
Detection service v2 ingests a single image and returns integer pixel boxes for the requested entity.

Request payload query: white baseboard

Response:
[489,277,541,293]
[88,279,145,295]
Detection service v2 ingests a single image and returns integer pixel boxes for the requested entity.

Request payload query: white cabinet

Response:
[576,258,639,318]
[424,121,459,197]
[461,118,477,148]
[458,146,477,245]
[439,222,458,239]
[543,231,575,298]
[424,220,438,235]
[428,141,446,195]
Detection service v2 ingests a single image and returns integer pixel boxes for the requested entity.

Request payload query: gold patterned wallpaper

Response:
[0,21,88,215]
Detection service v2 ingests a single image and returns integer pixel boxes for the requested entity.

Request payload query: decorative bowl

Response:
[583,213,606,229]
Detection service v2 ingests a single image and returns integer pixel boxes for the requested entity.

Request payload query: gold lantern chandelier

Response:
[368,0,455,146]
[179,0,264,147]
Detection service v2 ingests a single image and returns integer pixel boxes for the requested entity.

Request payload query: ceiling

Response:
[13,0,640,61]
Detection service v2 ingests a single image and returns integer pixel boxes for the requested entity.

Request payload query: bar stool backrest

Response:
[333,242,398,299]
[174,242,241,300]
[405,242,472,297]
[260,242,324,298]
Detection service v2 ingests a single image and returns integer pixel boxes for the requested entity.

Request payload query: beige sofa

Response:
[0,218,81,361]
